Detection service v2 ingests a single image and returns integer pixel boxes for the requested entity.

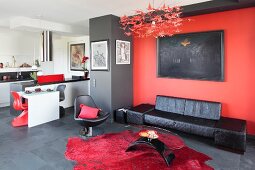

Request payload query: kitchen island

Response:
[8,77,90,115]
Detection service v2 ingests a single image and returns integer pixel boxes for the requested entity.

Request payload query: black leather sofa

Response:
[122,95,246,152]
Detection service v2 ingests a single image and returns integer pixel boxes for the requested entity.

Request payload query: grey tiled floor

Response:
[0,107,254,170]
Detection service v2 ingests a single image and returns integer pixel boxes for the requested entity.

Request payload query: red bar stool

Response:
[11,91,28,127]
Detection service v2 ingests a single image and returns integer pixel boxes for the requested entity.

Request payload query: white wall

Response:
[0,27,41,67]
[52,34,90,78]
[0,28,90,108]
[0,27,90,78]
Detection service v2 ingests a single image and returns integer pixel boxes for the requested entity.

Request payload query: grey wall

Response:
[111,16,133,112]
[89,15,133,119]
[89,15,112,114]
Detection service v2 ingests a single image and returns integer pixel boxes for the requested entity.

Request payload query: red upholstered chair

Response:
[11,91,28,127]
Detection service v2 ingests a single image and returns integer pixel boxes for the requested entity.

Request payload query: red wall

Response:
[133,7,255,134]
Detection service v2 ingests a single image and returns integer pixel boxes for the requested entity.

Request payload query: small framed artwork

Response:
[116,40,130,64]
[70,43,85,71]
[91,40,109,71]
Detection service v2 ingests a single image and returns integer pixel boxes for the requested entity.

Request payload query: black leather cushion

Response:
[155,96,185,115]
[214,117,246,151]
[144,109,216,138]
[129,104,155,113]
[126,104,154,125]
[184,99,221,120]
[115,109,127,124]
[144,110,181,129]
[174,115,216,138]
[215,117,246,132]
[215,129,246,151]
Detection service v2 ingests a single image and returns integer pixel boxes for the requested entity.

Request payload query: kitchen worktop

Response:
[6,77,90,85]
[0,78,34,83]
[39,77,90,85]
[0,67,37,73]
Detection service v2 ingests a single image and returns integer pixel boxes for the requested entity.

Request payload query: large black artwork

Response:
[157,31,224,81]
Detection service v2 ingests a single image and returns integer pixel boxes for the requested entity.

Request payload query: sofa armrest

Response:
[126,104,155,125]
[214,117,246,151]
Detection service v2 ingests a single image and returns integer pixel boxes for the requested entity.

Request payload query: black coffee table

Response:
[126,136,175,166]
[126,125,182,166]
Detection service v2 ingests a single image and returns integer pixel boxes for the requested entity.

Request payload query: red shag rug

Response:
[65,130,213,170]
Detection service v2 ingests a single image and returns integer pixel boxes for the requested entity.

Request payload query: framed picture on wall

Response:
[70,43,85,71]
[157,30,224,81]
[116,40,130,64]
[91,40,109,71]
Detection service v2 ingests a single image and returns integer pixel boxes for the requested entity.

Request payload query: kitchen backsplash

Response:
[0,55,37,68]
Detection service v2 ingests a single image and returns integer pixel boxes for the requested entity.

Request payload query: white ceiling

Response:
[0,0,211,35]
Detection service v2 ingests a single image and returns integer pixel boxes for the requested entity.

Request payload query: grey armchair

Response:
[74,95,110,136]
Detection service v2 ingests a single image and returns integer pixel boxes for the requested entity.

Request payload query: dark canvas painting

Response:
[157,31,224,81]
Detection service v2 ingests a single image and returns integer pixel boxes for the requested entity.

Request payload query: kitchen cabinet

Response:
[0,82,10,107]
[0,80,34,109]
[9,81,34,115]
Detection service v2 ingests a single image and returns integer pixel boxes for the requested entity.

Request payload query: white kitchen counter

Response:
[0,67,38,73]
[18,91,59,127]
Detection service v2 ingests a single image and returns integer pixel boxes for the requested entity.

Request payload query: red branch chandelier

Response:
[120,1,187,38]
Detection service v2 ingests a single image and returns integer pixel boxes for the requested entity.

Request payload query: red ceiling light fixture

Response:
[120,1,187,38]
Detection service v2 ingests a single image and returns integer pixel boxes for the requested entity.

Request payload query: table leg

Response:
[126,137,175,166]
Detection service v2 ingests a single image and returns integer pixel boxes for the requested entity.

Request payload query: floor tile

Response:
[0,107,254,170]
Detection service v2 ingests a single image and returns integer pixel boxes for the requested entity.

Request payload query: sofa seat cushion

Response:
[215,117,246,132]
[144,110,181,129]
[144,109,216,138]
[174,115,216,138]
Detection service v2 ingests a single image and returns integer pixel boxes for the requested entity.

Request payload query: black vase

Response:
[84,71,89,79]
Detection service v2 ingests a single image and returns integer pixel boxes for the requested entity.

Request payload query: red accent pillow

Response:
[78,104,99,119]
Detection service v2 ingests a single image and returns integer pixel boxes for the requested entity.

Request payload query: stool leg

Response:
[12,110,28,127]
[59,106,65,118]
